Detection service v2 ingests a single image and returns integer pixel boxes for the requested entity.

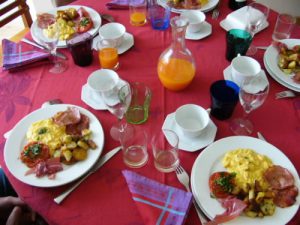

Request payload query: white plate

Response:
[191,136,300,225]
[264,39,300,92]
[223,65,268,87]
[185,21,212,40]
[220,6,269,33]
[31,5,102,48]
[162,112,217,152]
[4,104,105,187]
[92,32,134,54]
[158,0,219,13]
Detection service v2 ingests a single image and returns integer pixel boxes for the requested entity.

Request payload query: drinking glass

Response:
[34,21,67,74]
[230,75,269,135]
[246,2,269,55]
[100,81,132,141]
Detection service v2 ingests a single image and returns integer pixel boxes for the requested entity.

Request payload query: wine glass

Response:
[100,80,133,141]
[34,21,67,74]
[230,74,269,135]
[246,2,270,55]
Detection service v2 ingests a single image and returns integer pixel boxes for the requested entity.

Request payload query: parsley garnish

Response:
[215,172,236,193]
[38,127,47,135]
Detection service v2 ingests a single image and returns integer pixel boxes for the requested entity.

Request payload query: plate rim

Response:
[31,5,102,48]
[191,136,300,225]
[158,0,219,13]
[4,104,104,187]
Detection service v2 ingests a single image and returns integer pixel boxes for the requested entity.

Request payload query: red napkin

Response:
[123,170,192,225]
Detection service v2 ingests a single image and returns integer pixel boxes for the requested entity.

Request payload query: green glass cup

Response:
[226,29,252,61]
[125,82,152,124]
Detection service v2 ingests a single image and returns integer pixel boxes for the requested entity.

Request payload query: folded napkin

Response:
[106,0,143,9]
[122,170,192,225]
[2,39,50,71]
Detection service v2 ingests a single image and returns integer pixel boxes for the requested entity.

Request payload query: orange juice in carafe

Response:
[157,16,196,91]
[158,58,195,91]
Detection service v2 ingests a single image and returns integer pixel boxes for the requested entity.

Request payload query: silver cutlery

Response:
[175,165,208,224]
[54,146,122,204]
[212,1,220,19]
[275,90,297,99]
[101,13,115,23]
[21,38,67,60]
[3,99,62,139]
[257,46,268,50]
[257,132,267,141]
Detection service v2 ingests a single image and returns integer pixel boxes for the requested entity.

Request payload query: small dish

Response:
[162,112,217,152]
[223,65,268,87]
[93,32,134,54]
[185,21,212,40]
[81,79,127,110]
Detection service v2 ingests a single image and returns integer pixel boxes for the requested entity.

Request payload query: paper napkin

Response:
[2,39,50,71]
[122,170,192,225]
[106,0,130,9]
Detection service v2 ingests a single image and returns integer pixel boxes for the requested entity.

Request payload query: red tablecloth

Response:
[0,0,299,224]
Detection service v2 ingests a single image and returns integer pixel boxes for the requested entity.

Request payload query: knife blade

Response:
[54,146,122,204]
[21,38,67,60]
[257,132,267,141]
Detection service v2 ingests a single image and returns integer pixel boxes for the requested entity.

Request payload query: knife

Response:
[257,132,267,141]
[54,146,122,204]
[21,38,67,60]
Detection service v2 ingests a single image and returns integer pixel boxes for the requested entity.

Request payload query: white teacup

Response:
[180,10,206,33]
[98,22,126,47]
[231,55,261,86]
[87,69,120,95]
[175,104,209,138]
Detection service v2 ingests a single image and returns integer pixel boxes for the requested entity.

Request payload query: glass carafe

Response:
[157,16,196,91]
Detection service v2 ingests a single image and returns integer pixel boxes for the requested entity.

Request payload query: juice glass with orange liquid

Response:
[97,39,119,70]
[129,0,147,26]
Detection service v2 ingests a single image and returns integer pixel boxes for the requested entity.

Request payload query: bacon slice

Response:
[274,185,299,208]
[37,13,55,29]
[66,113,89,136]
[264,165,295,190]
[53,107,81,126]
[205,197,247,225]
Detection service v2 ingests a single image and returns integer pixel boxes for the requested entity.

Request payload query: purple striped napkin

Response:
[2,39,50,71]
[106,0,143,9]
[122,170,192,225]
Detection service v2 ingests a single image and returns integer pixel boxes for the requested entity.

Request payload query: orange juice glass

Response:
[129,0,147,26]
[97,40,119,70]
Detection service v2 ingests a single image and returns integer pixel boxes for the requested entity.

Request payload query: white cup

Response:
[231,55,261,86]
[87,69,120,95]
[180,10,205,33]
[98,22,126,47]
[175,104,209,138]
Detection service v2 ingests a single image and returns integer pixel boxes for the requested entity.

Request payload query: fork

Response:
[275,90,297,99]
[212,1,220,19]
[175,165,208,224]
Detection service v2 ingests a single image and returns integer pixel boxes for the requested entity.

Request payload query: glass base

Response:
[49,61,67,74]
[230,117,254,135]
[246,45,257,56]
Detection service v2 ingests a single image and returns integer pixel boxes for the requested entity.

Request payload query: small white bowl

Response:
[98,22,126,47]
[175,104,209,138]
[87,69,120,93]
[181,10,206,33]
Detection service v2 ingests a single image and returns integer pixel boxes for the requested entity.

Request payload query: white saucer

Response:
[185,21,212,40]
[92,32,134,54]
[81,84,107,110]
[223,65,268,87]
[162,112,217,152]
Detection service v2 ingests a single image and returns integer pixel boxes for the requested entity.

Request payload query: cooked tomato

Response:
[209,171,236,199]
[20,142,50,168]
[76,17,93,33]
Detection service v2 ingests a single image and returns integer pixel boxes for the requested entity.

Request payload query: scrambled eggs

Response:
[222,149,273,191]
[43,18,75,41]
[26,118,67,155]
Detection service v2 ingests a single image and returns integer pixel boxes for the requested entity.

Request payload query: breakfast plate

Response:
[185,21,212,40]
[4,104,105,187]
[31,5,102,48]
[157,0,219,13]
[263,39,300,92]
[162,112,217,152]
[92,32,134,54]
[191,136,300,225]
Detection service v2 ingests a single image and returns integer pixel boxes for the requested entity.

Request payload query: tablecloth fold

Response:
[2,39,50,71]
[122,170,192,225]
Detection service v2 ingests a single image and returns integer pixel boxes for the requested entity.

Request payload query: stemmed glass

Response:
[230,75,269,135]
[34,21,67,74]
[246,2,270,55]
[100,81,133,141]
